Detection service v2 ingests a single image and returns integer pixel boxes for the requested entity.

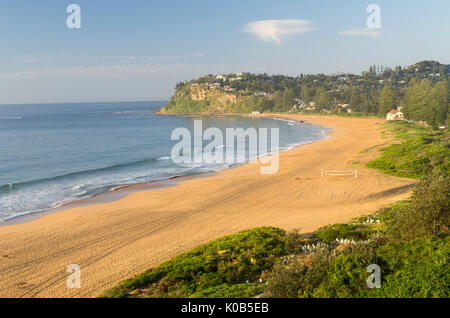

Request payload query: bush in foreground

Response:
[370,237,450,298]
[103,154,449,298]
[315,224,375,243]
[386,170,449,241]
[103,227,286,298]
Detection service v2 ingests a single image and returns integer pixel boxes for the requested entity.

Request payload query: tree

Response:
[273,90,284,112]
[257,98,274,113]
[361,94,372,113]
[282,88,296,112]
[314,87,330,112]
[387,170,449,241]
[349,88,361,112]
[378,85,396,115]
[301,85,310,103]
[403,79,432,123]
[429,81,449,128]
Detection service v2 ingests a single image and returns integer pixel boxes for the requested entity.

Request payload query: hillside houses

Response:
[173,61,449,116]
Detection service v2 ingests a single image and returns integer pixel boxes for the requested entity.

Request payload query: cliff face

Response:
[160,84,259,114]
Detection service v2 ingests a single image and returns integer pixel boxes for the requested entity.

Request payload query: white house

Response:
[306,101,316,111]
[386,109,404,121]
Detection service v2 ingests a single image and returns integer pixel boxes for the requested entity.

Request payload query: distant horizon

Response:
[2,58,448,106]
[0,100,168,107]
[2,0,450,104]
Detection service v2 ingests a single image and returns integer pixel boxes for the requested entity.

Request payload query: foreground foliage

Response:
[103,227,285,298]
[386,170,449,240]
[104,122,449,299]
[264,170,449,298]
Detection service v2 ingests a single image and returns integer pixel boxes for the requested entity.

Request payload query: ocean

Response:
[0,101,328,222]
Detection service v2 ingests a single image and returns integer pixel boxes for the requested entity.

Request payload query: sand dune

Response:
[0,115,415,298]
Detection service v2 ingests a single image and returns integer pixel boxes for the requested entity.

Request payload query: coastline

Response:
[0,114,416,298]
[0,114,321,226]
[0,172,215,227]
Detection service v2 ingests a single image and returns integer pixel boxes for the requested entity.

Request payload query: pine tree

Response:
[361,94,371,113]
[314,87,330,112]
[282,88,295,112]
[403,79,432,123]
[273,91,283,112]
[429,81,449,127]
[301,85,310,103]
[379,85,396,115]
[349,89,361,112]
[402,79,417,120]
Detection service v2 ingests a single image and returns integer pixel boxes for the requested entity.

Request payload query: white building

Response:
[386,109,404,120]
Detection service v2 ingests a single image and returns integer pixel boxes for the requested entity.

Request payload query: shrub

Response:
[369,237,450,298]
[316,224,367,242]
[367,121,450,178]
[189,283,263,298]
[264,257,308,298]
[103,227,287,298]
[387,170,450,241]
[312,252,376,298]
[284,229,304,254]
[302,236,384,298]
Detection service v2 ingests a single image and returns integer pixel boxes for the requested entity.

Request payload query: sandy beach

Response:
[0,114,415,298]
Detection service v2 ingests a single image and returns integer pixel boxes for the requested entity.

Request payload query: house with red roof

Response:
[386,109,404,121]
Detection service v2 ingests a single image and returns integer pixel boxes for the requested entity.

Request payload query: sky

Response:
[1,0,449,104]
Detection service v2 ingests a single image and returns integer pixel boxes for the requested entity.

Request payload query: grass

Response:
[102,227,286,298]
[104,183,449,298]
[314,223,377,243]
[306,236,449,298]
[369,237,450,298]
[102,206,392,298]
[266,170,449,298]
[103,120,449,299]
[367,121,449,178]
[359,143,386,154]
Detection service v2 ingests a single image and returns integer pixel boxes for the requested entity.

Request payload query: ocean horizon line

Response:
[0,100,170,107]
[0,107,327,223]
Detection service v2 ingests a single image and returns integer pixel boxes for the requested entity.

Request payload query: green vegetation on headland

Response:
[103,121,449,298]
[160,60,449,127]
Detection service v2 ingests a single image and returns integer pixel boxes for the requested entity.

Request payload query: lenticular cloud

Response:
[243,19,316,45]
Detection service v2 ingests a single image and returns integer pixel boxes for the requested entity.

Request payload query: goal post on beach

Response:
[321,168,358,178]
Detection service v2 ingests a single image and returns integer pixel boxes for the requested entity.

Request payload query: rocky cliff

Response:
[160,84,262,114]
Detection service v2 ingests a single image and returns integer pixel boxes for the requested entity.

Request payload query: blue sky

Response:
[1,0,449,104]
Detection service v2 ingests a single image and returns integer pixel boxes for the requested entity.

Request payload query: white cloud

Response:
[339,28,381,37]
[243,19,316,45]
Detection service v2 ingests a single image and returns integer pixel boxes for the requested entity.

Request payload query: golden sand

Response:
[0,115,415,298]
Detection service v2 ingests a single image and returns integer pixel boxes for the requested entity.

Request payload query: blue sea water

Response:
[0,101,328,222]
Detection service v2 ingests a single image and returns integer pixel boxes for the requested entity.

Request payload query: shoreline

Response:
[0,114,416,298]
[0,114,325,227]
[0,172,215,227]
